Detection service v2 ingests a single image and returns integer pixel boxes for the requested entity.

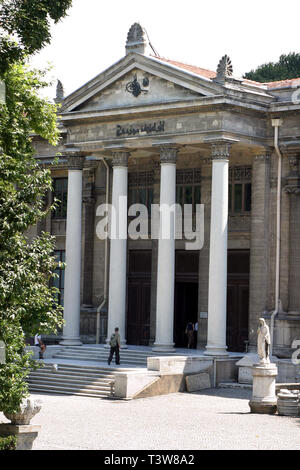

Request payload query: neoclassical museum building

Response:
[31,23,300,358]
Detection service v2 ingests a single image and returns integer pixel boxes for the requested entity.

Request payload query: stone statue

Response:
[257,318,271,364]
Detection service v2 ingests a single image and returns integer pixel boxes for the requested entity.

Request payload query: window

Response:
[128,171,154,214]
[229,167,252,213]
[176,169,201,213]
[53,250,65,306]
[52,178,68,219]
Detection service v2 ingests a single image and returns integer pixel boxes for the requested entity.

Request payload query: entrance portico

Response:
[59,137,235,353]
[41,22,300,358]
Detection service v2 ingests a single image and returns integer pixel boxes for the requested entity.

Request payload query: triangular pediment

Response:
[61,54,221,114]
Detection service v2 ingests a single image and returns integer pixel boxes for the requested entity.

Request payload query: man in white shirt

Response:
[34,334,46,359]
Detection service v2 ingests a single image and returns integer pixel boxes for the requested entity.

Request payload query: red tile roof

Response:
[264,78,300,89]
[152,55,216,79]
[152,55,300,90]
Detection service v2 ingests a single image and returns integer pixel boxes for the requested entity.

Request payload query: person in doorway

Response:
[108,327,121,365]
[34,333,46,359]
[193,321,198,349]
[185,321,194,349]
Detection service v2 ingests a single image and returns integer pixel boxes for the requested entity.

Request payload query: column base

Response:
[152,343,176,353]
[204,345,229,356]
[59,337,82,346]
[249,399,277,415]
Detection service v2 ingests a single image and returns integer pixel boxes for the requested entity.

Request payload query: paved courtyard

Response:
[1,388,299,451]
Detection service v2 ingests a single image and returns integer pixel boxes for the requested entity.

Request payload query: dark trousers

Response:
[108,346,120,365]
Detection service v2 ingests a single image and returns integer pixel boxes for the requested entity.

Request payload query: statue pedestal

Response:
[0,423,41,450]
[249,363,278,414]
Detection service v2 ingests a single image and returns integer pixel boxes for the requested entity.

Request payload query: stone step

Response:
[53,348,151,358]
[55,347,179,359]
[218,382,252,390]
[28,374,113,388]
[62,346,177,354]
[28,349,153,398]
[52,353,147,365]
[27,362,117,398]
[31,368,115,380]
[28,383,111,398]
[39,363,131,374]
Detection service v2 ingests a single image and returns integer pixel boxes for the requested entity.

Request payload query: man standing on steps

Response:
[108,327,121,366]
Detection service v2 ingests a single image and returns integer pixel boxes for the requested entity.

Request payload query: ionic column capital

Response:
[211,142,231,161]
[111,150,130,167]
[159,145,178,164]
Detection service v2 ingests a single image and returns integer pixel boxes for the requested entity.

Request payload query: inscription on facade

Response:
[116,121,165,137]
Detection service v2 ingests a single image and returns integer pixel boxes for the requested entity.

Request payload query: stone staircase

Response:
[51,346,179,366]
[27,346,195,398]
[27,346,181,398]
[27,363,124,398]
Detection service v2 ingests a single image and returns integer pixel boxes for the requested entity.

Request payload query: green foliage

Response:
[0,0,73,73]
[244,53,300,83]
[0,435,17,450]
[0,61,64,414]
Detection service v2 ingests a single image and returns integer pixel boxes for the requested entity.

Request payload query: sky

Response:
[29,0,300,101]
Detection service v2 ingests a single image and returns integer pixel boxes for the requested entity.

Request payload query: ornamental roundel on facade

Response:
[125,74,149,97]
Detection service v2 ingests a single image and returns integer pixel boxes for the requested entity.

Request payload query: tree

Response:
[0,0,72,75]
[244,52,300,83]
[0,1,72,414]
[0,60,65,414]
[0,0,72,73]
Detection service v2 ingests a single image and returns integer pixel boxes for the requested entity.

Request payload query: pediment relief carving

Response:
[72,68,204,113]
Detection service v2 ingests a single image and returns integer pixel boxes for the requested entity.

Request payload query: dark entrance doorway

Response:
[227,250,250,352]
[174,251,199,348]
[174,282,198,347]
[127,250,151,345]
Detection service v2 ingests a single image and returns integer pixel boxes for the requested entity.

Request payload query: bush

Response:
[0,435,17,450]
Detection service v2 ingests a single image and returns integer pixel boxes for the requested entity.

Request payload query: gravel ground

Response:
[1,388,299,451]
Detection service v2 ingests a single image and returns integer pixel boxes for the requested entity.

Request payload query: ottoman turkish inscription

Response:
[116,121,165,137]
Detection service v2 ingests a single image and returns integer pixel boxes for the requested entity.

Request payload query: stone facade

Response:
[31,24,300,357]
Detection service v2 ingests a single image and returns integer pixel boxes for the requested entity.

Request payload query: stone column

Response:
[60,155,85,346]
[106,151,130,348]
[204,142,231,356]
[198,157,212,348]
[248,153,271,350]
[82,165,96,307]
[285,155,300,314]
[153,146,178,352]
